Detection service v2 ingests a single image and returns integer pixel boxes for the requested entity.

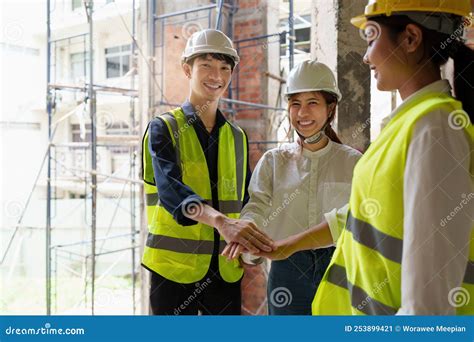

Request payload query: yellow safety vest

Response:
[313,93,474,315]
[141,107,247,283]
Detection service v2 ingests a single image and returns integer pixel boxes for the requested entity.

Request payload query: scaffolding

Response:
[44,0,141,315]
[1,0,142,315]
[150,0,296,150]
[1,0,301,316]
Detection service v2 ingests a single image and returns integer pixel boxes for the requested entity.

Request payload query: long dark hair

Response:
[320,91,343,144]
[371,15,474,121]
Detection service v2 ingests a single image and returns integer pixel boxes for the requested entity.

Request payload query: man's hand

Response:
[216,217,274,254]
[221,242,246,260]
[181,202,275,254]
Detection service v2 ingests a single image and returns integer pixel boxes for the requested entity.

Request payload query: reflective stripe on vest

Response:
[326,264,397,315]
[464,261,474,285]
[141,107,246,283]
[346,212,403,264]
[144,194,242,215]
[312,93,474,315]
[146,234,227,254]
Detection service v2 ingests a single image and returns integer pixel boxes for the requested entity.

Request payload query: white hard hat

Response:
[182,29,240,65]
[285,60,342,101]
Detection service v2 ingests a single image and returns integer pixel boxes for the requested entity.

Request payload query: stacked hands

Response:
[217,218,294,262]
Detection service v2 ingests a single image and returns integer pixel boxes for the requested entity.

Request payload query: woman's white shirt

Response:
[241,140,361,241]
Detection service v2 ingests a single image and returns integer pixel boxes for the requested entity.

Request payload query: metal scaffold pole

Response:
[130,0,137,315]
[84,0,97,315]
[46,0,52,316]
[289,0,295,70]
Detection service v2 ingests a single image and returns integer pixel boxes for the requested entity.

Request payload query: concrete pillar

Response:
[311,0,371,151]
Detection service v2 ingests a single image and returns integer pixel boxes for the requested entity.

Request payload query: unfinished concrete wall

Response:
[312,0,371,151]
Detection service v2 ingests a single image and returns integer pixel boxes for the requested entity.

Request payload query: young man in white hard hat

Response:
[141,29,274,315]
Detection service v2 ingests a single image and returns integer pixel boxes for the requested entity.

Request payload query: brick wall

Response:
[232,0,269,315]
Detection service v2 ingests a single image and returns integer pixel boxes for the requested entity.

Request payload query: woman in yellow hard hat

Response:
[222,60,362,315]
[226,0,474,315]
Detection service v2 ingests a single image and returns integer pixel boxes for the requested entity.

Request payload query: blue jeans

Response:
[267,247,335,315]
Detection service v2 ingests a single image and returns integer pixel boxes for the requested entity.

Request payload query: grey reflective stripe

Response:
[146,233,215,254]
[219,200,242,214]
[346,212,403,264]
[228,122,245,201]
[219,240,227,253]
[327,264,397,315]
[161,112,181,168]
[463,261,474,285]
[146,193,158,206]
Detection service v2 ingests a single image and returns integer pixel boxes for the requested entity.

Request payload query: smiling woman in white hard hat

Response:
[222,60,362,315]
[241,0,474,315]
[141,29,274,315]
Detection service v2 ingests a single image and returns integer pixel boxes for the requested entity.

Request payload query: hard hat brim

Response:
[285,88,342,102]
[182,49,240,64]
[351,15,368,29]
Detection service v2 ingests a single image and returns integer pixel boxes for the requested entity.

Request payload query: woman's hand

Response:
[253,237,296,260]
[222,220,332,261]
[222,237,297,261]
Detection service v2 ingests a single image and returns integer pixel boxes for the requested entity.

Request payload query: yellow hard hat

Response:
[182,29,239,65]
[351,0,472,29]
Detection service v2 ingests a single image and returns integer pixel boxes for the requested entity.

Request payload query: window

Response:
[105,44,131,78]
[107,122,129,154]
[70,52,90,81]
[280,15,311,56]
[71,123,91,143]
[72,0,82,11]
